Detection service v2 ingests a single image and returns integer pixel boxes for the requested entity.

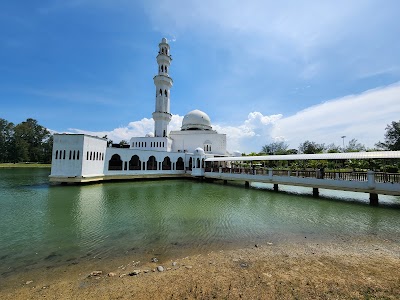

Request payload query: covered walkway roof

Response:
[205,151,400,162]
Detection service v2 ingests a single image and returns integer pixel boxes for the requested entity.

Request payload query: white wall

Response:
[51,134,85,177]
[169,131,227,155]
[130,137,172,152]
[81,135,108,176]
[103,148,186,175]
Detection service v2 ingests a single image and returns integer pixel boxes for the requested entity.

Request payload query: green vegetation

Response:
[0,118,52,164]
[0,163,51,168]
[243,120,400,172]
[376,120,400,151]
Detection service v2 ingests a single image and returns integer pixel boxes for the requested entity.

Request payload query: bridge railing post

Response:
[367,170,375,189]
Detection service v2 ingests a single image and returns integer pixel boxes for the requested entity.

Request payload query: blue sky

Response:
[1,0,400,152]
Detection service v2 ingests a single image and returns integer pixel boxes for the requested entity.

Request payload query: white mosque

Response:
[50,38,231,183]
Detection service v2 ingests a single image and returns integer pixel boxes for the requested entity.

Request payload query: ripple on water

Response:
[0,170,400,277]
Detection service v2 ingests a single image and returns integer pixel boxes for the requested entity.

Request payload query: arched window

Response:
[73,150,76,160]
[189,157,192,170]
[164,89,167,97]
[90,152,92,160]
[87,152,89,160]
[108,154,123,170]
[161,48,164,54]
[163,131,166,138]
[204,141,212,153]
[162,156,171,170]
[55,150,58,159]
[165,66,168,73]
[176,157,184,170]
[159,89,162,96]
[129,155,141,170]
[63,150,66,159]
[102,153,104,160]
[147,156,157,170]
[69,151,72,160]
[96,152,99,160]
[77,151,80,160]
[161,65,164,72]
[196,158,200,168]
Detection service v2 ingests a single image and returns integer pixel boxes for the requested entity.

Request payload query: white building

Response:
[50,38,229,183]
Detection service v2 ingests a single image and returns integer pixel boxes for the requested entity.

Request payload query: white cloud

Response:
[58,83,400,153]
[66,115,183,143]
[142,0,400,85]
[271,82,400,148]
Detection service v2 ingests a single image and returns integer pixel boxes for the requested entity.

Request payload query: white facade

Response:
[169,131,226,155]
[153,37,172,138]
[49,38,229,183]
[51,134,107,178]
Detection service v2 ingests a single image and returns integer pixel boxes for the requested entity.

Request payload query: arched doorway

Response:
[196,158,200,168]
[147,156,157,170]
[108,154,123,170]
[162,156,171,170]
[176,157,184,170]
[189,157,192,170]
[129,155,141,170]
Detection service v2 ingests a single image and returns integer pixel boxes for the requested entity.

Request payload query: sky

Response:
[1,0,400,153]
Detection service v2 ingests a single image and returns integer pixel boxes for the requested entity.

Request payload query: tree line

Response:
[254,120,400,156]
[243,120,400,172]
[0,118,53,163]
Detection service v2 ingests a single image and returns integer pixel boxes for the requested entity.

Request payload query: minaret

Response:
[152,37,173,137]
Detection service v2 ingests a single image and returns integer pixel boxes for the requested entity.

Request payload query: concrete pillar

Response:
[369,193,379,206]
[367,170,375,189]
[223,180,227,185]
[313,188,319,197]
[269,168,273,178]
[245,181,250,188]
[273,184,278,191]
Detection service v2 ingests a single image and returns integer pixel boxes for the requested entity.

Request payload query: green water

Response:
[0,168,399,278]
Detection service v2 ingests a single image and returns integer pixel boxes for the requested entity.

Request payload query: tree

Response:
[376,120,400,151]
[298,140,325,154]
[0,118,14,162]
[102,135,113,147]
[119,140,129,146]
[261,141,289,155]
[326,143,341,153]
[345,138,365,152]
[12,118,51,162]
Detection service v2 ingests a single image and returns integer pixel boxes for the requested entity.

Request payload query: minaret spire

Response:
[152,37,173,137]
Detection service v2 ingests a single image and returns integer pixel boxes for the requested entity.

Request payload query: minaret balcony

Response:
[152,112,172,122]
[153,75,173,86]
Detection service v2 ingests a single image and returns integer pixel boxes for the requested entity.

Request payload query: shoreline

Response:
[1,237,399,299]
[0,163,51,168]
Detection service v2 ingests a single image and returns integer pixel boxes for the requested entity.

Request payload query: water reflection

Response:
[1,168,400,278]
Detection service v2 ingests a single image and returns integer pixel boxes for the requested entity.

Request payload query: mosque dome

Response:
[194,147,205,155]
[161,37,168,43]
[145,132,154,137]
[181,109,212,131]
[233,151,242,157]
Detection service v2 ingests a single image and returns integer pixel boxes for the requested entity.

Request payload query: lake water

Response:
[1,168,399,279]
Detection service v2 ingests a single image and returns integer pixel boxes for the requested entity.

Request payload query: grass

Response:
[0,163,51,168]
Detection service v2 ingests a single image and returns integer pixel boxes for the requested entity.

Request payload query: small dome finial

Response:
[161,37,168,44]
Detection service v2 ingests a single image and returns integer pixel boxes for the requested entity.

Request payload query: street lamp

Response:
[341,135,346,152]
